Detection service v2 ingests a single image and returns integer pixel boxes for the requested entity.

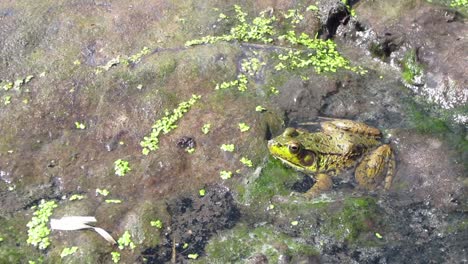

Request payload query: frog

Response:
[267,119,395,197]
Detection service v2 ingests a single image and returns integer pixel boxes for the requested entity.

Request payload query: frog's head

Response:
[267,128,317,172]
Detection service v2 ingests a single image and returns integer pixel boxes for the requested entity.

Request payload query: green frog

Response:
[268,119,395,197]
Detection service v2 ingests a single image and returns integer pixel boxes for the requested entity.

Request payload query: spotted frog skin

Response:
[268,119,395,197]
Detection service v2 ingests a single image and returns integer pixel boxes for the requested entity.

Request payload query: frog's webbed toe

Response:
[305,173,333,198]
[355,144,395,190]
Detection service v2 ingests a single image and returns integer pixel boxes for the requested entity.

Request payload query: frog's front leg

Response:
[355,144,395,190]
[305,173,333,197]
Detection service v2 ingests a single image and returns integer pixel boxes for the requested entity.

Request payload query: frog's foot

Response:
[321,119,382,138]
[305,173,333,198]
[355,144,395,190]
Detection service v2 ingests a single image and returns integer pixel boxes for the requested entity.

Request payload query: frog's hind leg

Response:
[305,173,333,198]
[321,119,382,138]
[355,144,395,190]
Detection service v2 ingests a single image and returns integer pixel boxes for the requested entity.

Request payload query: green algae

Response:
[401,50,423,85]
[321,197,382,243]
[0,216,43,263]
[239,158,300,205]
[199,223,317,263]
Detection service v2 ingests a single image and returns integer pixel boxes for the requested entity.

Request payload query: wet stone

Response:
[140,184,240,263]
[176,136,196,149]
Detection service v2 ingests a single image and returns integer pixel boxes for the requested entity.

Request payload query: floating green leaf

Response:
[75,122,86,130]
[220,144,235,152]
[220,170,233,180]
[199,189,206,197]
[150,220,163,229]
[240,157,253,167]
[26,200,58,250]
[117,231,136,250]
[60,247,78,258]
[238,123,250,132]
[140,95,201,155]
[69,194,85,201]
[96,189,110,196]
[114,159,131,176]
[255,105,267,112]
[201,123,211,134]
[111,251,121,263]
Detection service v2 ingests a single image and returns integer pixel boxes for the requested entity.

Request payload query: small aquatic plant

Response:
[114,159,131,176]
[199,189,206,196]
[401,50,423,85]
[140,94,201,155]
[238,123,250,132]
[96,188,110,196]
[69,194,85,201]
[185,5,276,46]
[215,74,248,92]
[74,122,86,130]
[240,157,253,167]
[220,144,235,152]
[111,251,121,263]
[186,5,365,75]
[117,231,136,250]
[60,247,78,258]
[105,199,122,204]
[201,123,211,134]
[451,0,468,7]
[220,170,233,179]
[150,220,163,229]
[26,200,58,250]
[255,105,267,112]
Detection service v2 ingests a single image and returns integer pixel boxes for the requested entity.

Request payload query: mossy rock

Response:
[199,223,318,263]
[321,197,383,243]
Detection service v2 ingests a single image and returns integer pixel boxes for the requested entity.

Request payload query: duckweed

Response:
[238,123,250,132]
[150,220,163,229]
[201,123,211,134]
[199,189,206,197]
[111,251,120,263]
[114,159,131,176]
[185,5,276,46]
[69,194,85,201]
[255,105,267,112]
[186,5,365,75]
[60,247,78,258]
[96,189,110,196]
[74,122,86,130]
[220,170,233,180]
[26,200,58,250]
[220,144,235,152]
[140,94,201,155]
[105,199,122,204]
[240,157,253,167]
[402,50,423,85]
[451,0,468,7]
[117,231,136,250]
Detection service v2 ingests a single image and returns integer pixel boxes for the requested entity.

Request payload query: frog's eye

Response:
[283,128,298,137]
[288,142,301,154]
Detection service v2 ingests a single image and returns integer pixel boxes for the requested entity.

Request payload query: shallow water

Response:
[0,0,466,263]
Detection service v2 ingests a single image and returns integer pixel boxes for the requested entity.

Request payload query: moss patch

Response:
[401,50,423,85]
[240,157,301,205]
[199,223,318,263]
[321,197,382,243]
